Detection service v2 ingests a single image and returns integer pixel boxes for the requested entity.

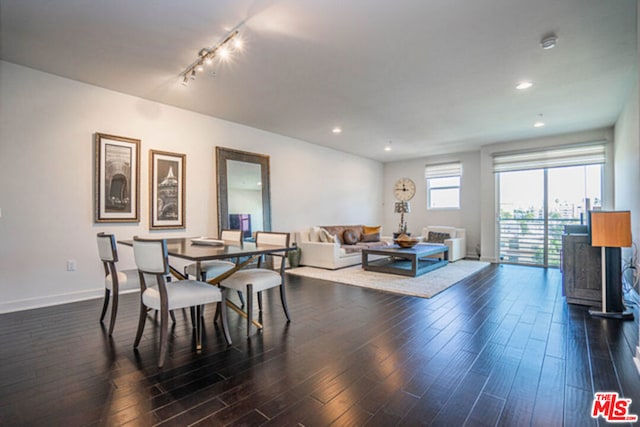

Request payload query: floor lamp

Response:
[588,210,634,320]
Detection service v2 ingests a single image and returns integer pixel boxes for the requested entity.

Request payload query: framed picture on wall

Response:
[94,133,140,223]
[149,150,186,229]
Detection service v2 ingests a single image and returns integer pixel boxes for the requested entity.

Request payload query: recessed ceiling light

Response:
[540,33,558,50]
[384,146,392,152]
[332,127,342,134]
[516,81,533,90]
[534,121,545,128]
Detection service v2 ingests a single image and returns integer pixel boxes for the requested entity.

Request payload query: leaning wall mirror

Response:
[216,147,271,241]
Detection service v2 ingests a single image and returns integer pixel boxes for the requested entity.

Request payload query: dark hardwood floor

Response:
[1,264,639,426]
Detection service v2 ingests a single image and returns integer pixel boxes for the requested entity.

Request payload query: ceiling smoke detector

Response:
[540,33,558,50]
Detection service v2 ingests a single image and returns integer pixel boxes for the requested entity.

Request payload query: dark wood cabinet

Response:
[562,234,602,307]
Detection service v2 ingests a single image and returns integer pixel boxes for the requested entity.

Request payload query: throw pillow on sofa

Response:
[343,229,359,245]
[363,225,382,234]
[309,226,323,242]
[318,227,337,243]
[427,231,450,243]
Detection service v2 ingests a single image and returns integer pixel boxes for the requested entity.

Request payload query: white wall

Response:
[614,76,640,293]
[479,128,615,262]
[384,151,481,257]
[0,61,384,312]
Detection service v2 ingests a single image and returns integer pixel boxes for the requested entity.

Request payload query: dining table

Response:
[118,236,294,332]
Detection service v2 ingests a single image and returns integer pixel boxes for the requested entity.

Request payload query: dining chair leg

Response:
[100,289,110,322]
[213,301,220,323]
[257,291,263,312]
[158,307,169,368]
[279,284,291,322]
[219,291,232,345]
[237,290,245,307]
[190,305,206,324]
[195,305,202,350]
[108,290,119,336]
[246,284,253,337]
[133,301,147,348]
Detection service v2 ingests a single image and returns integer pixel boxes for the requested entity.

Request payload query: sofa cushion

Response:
[356,241,389,249]
[343,229,359,245]
[343,245,362,254]
[343,240,390,254]
[361,232,381,242]
[427,231,450,243]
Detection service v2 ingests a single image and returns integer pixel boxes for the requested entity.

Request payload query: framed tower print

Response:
[149,150,185,229]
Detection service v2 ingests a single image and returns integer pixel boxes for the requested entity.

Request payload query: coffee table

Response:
[361,243,449,277]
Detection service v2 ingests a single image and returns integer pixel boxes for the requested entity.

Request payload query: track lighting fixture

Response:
[180,30,241,86]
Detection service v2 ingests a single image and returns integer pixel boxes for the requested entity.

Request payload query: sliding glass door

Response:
[498,164,602,267]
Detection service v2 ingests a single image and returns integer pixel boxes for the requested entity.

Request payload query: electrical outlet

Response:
[67,260,77,271]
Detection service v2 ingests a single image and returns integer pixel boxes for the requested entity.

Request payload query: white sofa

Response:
[421,226,466,262]
[297,226,393,270]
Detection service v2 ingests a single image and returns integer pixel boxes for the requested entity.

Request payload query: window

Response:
[425,162,461,209]
[494,142,606,267]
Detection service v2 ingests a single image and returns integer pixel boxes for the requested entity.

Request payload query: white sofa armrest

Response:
[298,240,343,269]
[444,237,465,262]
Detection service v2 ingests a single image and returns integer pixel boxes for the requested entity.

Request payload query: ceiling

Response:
[1,0,637,162]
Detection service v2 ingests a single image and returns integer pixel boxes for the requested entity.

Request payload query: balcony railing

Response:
[499,217,583,267]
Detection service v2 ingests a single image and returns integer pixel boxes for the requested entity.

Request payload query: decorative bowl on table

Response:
[393,234,421,248]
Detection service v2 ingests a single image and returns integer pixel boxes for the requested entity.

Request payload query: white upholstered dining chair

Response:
[96,232,140,336]
[132,236,231,368]
[220,231,291,337]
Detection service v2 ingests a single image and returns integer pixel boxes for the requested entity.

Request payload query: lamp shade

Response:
[394,201,411,213]
[590,211,632,248]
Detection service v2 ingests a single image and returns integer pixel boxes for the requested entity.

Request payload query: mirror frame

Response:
[216,147,271,235]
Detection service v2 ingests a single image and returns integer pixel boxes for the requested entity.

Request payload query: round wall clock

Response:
[394,178,416,201]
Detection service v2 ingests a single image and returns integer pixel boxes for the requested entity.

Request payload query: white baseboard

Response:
[0,288,105,314]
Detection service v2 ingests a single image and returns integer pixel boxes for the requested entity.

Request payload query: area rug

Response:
[287,260,490,298]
